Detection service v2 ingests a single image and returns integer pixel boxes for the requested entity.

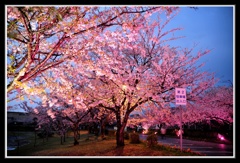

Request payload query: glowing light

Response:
[122,85,127,90]
[142,130,148,134]
[217,133,225,141]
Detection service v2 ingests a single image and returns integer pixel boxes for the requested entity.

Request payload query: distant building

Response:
[7,111,35,125]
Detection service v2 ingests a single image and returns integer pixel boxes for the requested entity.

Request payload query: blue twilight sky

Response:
[6,5,235,112]
[162,5,234,85]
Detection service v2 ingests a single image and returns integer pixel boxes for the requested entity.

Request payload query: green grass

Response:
[7,130,205,157]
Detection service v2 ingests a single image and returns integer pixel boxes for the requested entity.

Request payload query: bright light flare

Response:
[142,130,148,134]
[217,133,225,141]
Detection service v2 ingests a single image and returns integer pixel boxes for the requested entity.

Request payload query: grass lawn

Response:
[6,130,204,158]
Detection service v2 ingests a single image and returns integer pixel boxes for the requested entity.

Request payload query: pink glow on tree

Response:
[7,6,166,98]
[8,6,232,148]
[37,63,117,145]
[48,8,218,147]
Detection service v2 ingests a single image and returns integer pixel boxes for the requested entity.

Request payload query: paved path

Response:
[139,134,234,158]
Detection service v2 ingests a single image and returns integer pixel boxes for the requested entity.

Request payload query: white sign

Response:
[175,88,186,105]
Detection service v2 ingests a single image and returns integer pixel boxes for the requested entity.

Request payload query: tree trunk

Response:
[116,126,125,147]
[77,129,80,139]
[115,110,131,147]
[46,130,49,141]
[34,130,37,147]
[101,124,106,140]
[115,117,128,147]
[73,124,79,145]
[73,130,79,145]
[99,119,106,140]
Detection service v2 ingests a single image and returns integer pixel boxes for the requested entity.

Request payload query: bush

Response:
[124,131,129,140]
[129,132,140,144]
[146,134,158,147]
[106,130,116,137]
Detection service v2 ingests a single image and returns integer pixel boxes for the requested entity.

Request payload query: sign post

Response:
[175,88,187,151]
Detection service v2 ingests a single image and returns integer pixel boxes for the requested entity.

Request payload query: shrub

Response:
[146,134,158,147]
[124,131,129,140]
[129,132,140,144]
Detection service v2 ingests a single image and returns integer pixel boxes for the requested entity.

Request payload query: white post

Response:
[180,105,182,151]
[175,87,186,152]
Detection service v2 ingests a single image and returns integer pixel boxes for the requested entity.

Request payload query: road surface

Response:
[139,134,234,158]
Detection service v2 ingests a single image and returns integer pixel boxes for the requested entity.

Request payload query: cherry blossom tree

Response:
[12,6,222,148]
[38,64,116,145]
[54,8,216,147]
[92,108,116,139]
[36,57,119,143]
[138,83,233,133]
[18,102,55,143]
[33,103,73,144]
[7,6,170,100]
[193,85,233,125]
[43,93,94,145]
[51,113,70,145]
